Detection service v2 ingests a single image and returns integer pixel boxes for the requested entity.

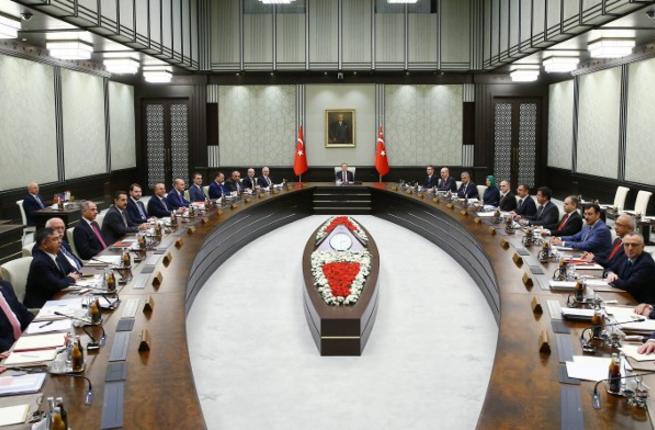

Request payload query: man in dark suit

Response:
[423,166,438,189]
[242,168,258,190]
[605,232,655,303]
[74,200,107,260]
[126,183,149,225]
[209,173,227,199]
[547,196,583,238]
[166,179,190,210]
[189,173,207,202]
[224,171,243,194]
[525,187,559,229]
[336,163,354,183]
[582,214,635,268]
[457,171,479,199]
[102,191,146,245]
[24,228,81,308]
[258,167,274,189]
[512,184,537,218]
[552,204,612,261]
[45,217,82,271]
[22,181,46,226]
[0,281,34,352]
[437,167,457,192]
[498,180,517,212]
[328,113,351,144]
[148,183,173,218]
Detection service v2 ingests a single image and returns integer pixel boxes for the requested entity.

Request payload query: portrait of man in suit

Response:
[326,110,355,147]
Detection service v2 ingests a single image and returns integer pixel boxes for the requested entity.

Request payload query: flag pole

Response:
[299,174,302,183]
[379,175,382,183]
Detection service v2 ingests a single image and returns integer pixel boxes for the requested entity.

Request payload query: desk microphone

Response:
[580,317,646,353]
[592,369,655,409]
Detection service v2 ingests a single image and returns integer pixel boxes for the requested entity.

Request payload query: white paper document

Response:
[553,245,575,251]
[549,280,577,291]
[560,307,595,320]
[620,319,655,333]
[25,319,72,335]
[0,404,29,426]
[621,344,655,362]
[605,305,639,321]
[565,356,614,382]
[34,298,83,321]
[475,212,497,218]
[2,349,57,366]
[12,333,67,352]
[0,373,46,396]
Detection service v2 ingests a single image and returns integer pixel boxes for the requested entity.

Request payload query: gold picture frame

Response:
[325,109,356,148]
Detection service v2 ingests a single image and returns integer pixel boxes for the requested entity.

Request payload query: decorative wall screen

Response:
[170,103,189,182]
[145,104,166,188]
[517,103,537,187]
[493,103,512,182]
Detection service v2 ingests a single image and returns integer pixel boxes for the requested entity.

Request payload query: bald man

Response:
[437,167,457,192]
[147,183,172,218]
[498,180,517,211]
[224,171,243,194]
[258,167,274,189]
[605,232,655,303]
[43,217,83,271]
[22,181,46,226]
[583,213,635,268]
[166,179,190,209]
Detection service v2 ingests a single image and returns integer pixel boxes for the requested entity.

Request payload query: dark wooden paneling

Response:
[463,101,475,147]
[206,102,218,146]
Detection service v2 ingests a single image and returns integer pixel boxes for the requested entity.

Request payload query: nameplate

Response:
[217,209,223,216]
[143,296,155,314]
[418,194,425,199]
[116,318,135,332]
[446,203,454,209]
[201,217,209,224]
[538,330,551,354]
[162,252,172,267]
[257,193,264,199]
[499,238,510,249]
[108,332,131,362]
[488,227,496,235]
[230,203,238,209]
[138,329,151,353]
[473,217,481,224]
[152,272,163,289]
[245,197,252,203]
[522,272,533,289]
[459,210,468,216]
[530,296,542,314]
[187,226,196,235]
[105,362,127,383]
[121,299,140,318]
[512,253,523,268]
[392,186,399,192]
[100,382,124,429]
[175,238,183,249]
[432,197,439,204]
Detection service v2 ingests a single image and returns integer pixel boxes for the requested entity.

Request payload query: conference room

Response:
[2,0,655,428]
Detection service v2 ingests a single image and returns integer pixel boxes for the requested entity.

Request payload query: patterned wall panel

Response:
[517,103,537,187]
[577,67,621,179]
[385,85,463,166]
[493,103,512,182]
[0,54,58,191]
[218,85,296,166]
[61,68,106,180]
[108,81,136,170]
[145,104,166,188]
[547,80,574,170]
[170,104,190,182]
[625,57,655,185]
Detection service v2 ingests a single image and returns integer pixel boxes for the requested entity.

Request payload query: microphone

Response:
[580,317,646,353]
[592,369,655,409]
[53,311,94,326]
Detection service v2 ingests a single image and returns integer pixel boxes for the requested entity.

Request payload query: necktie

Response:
[0,291,22,341]
[137,201,146,220]
[54,255,66,275]
[608,239,623,261]
[161,198,168,211]
[119,210,128,227]
[34,195,44,209]
[267,177,271,187]
[537,205,544,218]
[556,213,570,232]
[343,171,346,182]
[582,226,591,242]
[61,246,80,271]
[91,221,107,249]
[518,199,523,208]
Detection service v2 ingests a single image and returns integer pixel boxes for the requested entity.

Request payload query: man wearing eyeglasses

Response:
[604,232,655,303]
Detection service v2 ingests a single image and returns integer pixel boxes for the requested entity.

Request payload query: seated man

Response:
[512,184,537,218]
[605,232,655,303]
[209,172,227,199]
[74,200,107,260]
[22,181,46,226]
[423,165,437,189]
[258,167,274,189]
[24,228,80,308]
[552,204,612,261]
[148,183,172,218]
[0,280,34,352]
[582,213,634,268]
[224,171,243,194]
[457,171,479,199]
[166,178,190,209]
[525,186,559,229]
[126,183,149,225]
[437,167,457,192]
[102,191,146,245]
[189,172,207,202]
[498,180,517,212]
[545,195,583,237]
[242,168,258,190]
[45,217,82,271]
[335,163,354,183]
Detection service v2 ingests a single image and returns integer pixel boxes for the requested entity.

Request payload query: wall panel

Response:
[277,12,306,67]
[309,0,338,67]
[109,82,136,171]
[440,0,471,67]
[342,0,372,67]
[547,80,574,170]
[375,13,404,66]
[210,0,241,68]
[408,13,437,67]
[626,57,655,185]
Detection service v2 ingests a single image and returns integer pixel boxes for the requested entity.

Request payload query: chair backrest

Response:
[203,185,209,196]
[16,200,27,225]
[456,180,462,189]
[635,190,653,216]
[66,227,80,258]
[139,195,152,207]
[96,210,106,228]
[0,257,33,302]
[333,167,356,180]
[613,186,630,211]
[477,185,487,200]
[22,242,34,257]
[184,190,190,201]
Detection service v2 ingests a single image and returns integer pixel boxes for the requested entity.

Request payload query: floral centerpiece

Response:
[310,249,371,306]
[315,216,368,244]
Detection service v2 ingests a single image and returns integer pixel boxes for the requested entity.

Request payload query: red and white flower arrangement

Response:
[310,250,371,306]
[315,216,368,244]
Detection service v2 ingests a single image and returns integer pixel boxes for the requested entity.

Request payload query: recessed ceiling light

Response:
[510,65,540,82]
[543,56,580,73]
[143,65,173,83]
[588,38,635,58]
[0,14,21,39]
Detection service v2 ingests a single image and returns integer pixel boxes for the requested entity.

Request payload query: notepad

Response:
[25,319,72,335]
[549,280,577,291]
[13,333,67,352]
[0,373,46,396]
[561,308,595,320]
[34,298,83,321]
[475,212,497,218]
[565,356,617,382]
[554,245,575,252]
[605,305,639,321]
[2,349,57,366]
[573,263,604,271]
[621,344,655,362]
[0,404,29,426]
[620,319,655,333]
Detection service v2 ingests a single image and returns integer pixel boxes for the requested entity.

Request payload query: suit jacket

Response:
[24,250,76,308]
[335,171,354,183]
[126,198,148,225]
[73,219,105,260]
[147,196,171,218]
[166,189,190,209]
[22,193,46,226]
[457,182,479,199]
[423,175,438,189]
[596,237,626,268]
[515,196,537,217]
[561,219,612,260]
[208,181,226,199]
[189,184,206,202]
[499,192,517,212]
[0,281,34,351]
[101,206,138,245]
[437,176,457,192]
[258,176,274,188]
[608,252,655,303]
[242,177,258,190]
[527,201,560,229]
[483,186,500,206]
[224,179,243,194]
[551,211,583,238]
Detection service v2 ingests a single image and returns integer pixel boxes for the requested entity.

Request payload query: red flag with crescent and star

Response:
[294,125,308,177]
[375,126,390,178]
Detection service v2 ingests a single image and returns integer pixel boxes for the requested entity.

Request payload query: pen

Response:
[38,321,54,328]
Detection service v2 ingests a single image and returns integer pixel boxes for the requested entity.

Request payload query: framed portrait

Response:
[325,109,356,148]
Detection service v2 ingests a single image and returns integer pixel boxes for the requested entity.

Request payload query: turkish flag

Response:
[294,126,308,177]
[375,127,390,178]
